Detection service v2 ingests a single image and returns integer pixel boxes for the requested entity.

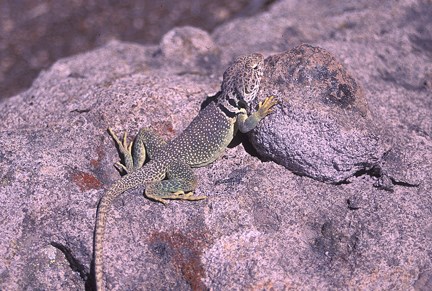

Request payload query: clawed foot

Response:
[108,128,134,173]
[146,191,207,205]
[258,95,279,118]
[172,190,207,201]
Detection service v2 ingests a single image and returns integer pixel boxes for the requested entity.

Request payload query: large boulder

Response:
[250,44,390,183]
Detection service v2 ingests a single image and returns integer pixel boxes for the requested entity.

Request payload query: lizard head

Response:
[222,53,264,107]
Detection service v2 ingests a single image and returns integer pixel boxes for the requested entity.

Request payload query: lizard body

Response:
[94,53,277,290]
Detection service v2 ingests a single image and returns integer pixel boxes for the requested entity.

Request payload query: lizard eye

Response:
[252,64,259,70]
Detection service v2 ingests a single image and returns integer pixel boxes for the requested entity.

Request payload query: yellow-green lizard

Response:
[94,53,278,290]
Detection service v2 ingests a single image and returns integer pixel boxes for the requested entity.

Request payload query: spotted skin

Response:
[94,53,278,290]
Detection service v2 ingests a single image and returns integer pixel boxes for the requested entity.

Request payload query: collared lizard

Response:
[94,53,278,290]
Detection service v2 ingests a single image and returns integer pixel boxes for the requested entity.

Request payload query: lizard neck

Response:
[216,90,247,118]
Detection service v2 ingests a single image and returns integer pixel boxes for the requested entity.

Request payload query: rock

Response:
[0,0,431,290]
[250,44,390,183]
[159,26,221,72]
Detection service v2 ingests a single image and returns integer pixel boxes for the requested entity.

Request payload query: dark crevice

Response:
[353,165,382,178]
[70,108,91,113]
[389,177,420,187]
[334,179,351,185]
[346,199,361,210]
[347,164,420,189]
[50,242,95,290]
[238,133,262,160]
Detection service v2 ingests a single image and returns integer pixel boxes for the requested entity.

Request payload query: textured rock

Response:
[250,44,390,183]
[159,26,221,72]
[0,1,431,290]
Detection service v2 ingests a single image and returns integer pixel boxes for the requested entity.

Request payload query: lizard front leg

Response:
[236,96,278,133]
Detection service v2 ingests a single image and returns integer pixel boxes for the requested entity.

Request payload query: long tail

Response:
[94,165,162,291]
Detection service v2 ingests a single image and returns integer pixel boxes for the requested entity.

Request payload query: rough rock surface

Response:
[0,0,431,290]
[251,44,390,183]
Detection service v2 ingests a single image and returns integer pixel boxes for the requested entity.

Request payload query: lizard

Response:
[93,53,278,290]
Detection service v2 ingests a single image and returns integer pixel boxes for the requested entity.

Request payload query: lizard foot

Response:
[257,95,279,118]
[146,191,207,204]
[172,190,207,201]
[108,128,134,173]
[145,194,169,205]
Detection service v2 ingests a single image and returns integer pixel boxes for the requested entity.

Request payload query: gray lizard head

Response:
[221,53,264,107]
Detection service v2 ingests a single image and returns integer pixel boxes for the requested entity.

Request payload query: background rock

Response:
[0,0,271,100]
[159,26,221,72]
[0,0,431,290]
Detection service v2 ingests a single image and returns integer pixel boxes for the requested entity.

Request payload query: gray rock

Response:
[0,0,431,290]
[250,44,390,183]
[159,26,221,72]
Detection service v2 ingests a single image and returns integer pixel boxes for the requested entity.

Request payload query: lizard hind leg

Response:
[108,128,167,174]
[145,161,206,204]
[133,128,167,162]
[108,127,136,173]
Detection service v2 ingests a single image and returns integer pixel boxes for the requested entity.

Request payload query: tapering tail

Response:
[93,164,162,291]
